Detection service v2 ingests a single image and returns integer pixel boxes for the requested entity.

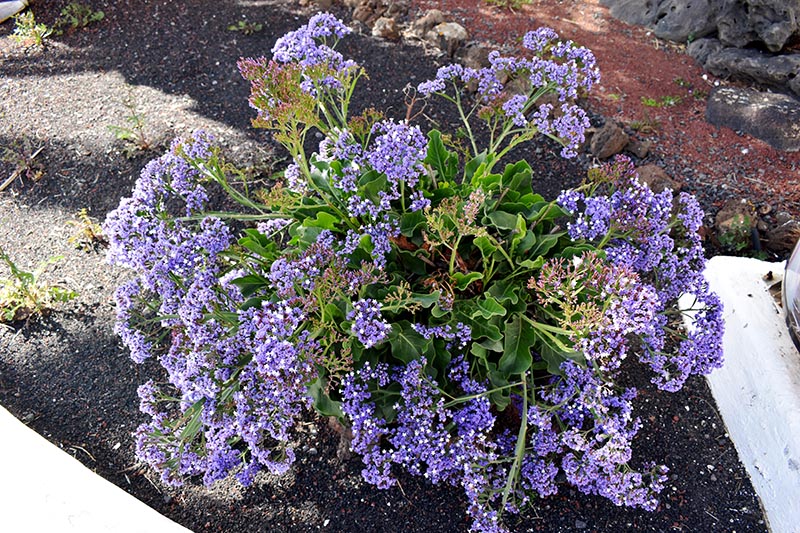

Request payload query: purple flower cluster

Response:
[104,131,232,356]
[538,361,669,510]
[412,322,472,350]
[271,12,354,72]
[348,299,391,348]
[556,156,724,391]
[106,133,329,488]
[341,357,501,532]
[417,27,597,158]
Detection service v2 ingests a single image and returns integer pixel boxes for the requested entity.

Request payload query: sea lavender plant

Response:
[106,14,723,533]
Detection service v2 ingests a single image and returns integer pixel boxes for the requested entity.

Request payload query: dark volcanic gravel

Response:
[0,1,768,532]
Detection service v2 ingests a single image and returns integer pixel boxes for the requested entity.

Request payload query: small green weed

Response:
[108,95,153,157]
[67,208,106,250]
[55,2,105,33]
[606,93,624,102]
[484,0,532,10]
[0,247,77,323]
[628,112,660,134]
[641,95,683,108]
[227,20,263,35]
[12,10,52,48]
[718,214,752,252]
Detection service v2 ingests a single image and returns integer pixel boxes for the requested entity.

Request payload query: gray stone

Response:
[704,48,800,93]
[706,87,800,151]
[718,0,800,52]
[791,75,800,98]
[409,9,445,38]
[687,37,725,66]
[653,0,720,42]
[590,120,630,159]
[456,43,492,70]
[371,16,399,40]
[600,0,659,26]
[426,22,469,57]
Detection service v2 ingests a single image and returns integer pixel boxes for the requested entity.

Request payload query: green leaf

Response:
[501,161,533,196]
[470,343,489,365]
[411,291,440,308]
[510,213,527,255]
[231,274,269,298]
[388,322,431,363]
[360,172,389,206]
[498,314,536,374]
[474,296,507,319]
[486,211,518,231]
[465,152,487,182]
[424,130,459,181]
[473,236,499,262]
[528,233,561,258]
[452,271,483,290]
[308,378,344,418]
[515,230,537,255]
[304,211,339,230]
[400,211,426,237]
[559,244,598,259]
[517,256,545,270]
[477,337,503,352]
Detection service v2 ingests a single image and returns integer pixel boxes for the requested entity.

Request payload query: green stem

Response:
[501,374,528,512]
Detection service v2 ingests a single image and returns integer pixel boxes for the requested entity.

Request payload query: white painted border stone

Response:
[702,256,800,533]
[0,405,191,533]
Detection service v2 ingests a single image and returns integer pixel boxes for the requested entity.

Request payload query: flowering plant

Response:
[104,14,723,533]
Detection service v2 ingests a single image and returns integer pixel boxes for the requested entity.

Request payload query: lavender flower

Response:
[348,299,391,348]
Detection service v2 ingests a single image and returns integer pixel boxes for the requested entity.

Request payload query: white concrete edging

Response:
[0,405,191,533]
[700,256,800,533]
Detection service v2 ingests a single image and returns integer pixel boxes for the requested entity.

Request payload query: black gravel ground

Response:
[0,1,768,531]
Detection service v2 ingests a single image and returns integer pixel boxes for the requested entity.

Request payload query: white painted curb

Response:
[0,405,192,533]
[702,256,800,533]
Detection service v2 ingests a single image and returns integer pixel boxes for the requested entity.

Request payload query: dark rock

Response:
[687,37,725,66]
[717,0,800,52]
[765,220,800,253]
[590,120,629,159]
[653,0,720,43]
[637,164,680,192]
[791,75,800,98]
[600,0,659,26]
[706,87,800,151]
[625,137,652,158]
[704,48,800,93]
[603,0,800,54]
[426,22,468,57]
[372,16,400,41]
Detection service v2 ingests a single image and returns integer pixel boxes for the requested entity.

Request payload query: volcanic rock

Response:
[706,87,800,151]
[590,120,629,159]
